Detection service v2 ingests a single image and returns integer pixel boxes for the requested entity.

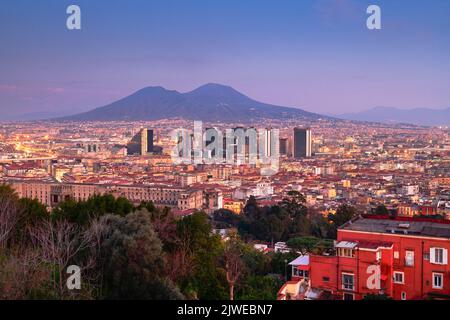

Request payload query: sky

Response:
[1,0,450,118]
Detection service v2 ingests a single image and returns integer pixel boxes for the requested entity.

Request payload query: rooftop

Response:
[340,215,450,239]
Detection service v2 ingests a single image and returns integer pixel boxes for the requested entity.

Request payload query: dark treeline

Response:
[0,186,357,300]
[214,191,357,245]
[0,185,288,300]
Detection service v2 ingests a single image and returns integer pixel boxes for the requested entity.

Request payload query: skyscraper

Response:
[127,128,154,155]
[293,128,312,158]
[279,138,288,156]
[264,128,273,157]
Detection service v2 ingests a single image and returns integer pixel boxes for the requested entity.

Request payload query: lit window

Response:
[432,273,443,289]
[394,272,404,284]
[405,251,414,267]
[376,251,382,261]
[338,248,355,258]
[342,273,354,291]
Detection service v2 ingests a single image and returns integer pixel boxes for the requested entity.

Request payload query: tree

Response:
[52,194,133,226]
[0,185,21,249]
[280,191,307,216]
[270,251,298,276]
[213,209,242,229]
[176,212,227,300]
[241,246,272,276]
[328,204,357,239]
[309,208,332,238]
[238,275,282,300]
[14,198,49,245]
[223,235,244,300]
[374,204,389,216]
[287,236,322,254]
[166,236,193,285]
[238,192,315,243]
[100,211,183,299]
[287,237,334,255]
[30,219,96,299]
[244,196,259,214]
[146,205,179,251]
[0,248,50,300]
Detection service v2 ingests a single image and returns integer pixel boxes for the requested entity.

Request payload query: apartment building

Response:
[279,215,450,300]
[9,180,204,210]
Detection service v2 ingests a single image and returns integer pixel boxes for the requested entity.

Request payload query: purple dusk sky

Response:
[1,0,450,118]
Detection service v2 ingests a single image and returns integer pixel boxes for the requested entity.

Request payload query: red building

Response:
[280,215,450,300]
[419,205,438,216]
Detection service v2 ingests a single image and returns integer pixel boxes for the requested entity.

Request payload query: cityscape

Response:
[0,0,449,309]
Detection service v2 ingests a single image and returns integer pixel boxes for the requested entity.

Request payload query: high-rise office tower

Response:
[264,128,273,157]
[293,128,312,158]
[127,128,154,155]
[279,138,288,155]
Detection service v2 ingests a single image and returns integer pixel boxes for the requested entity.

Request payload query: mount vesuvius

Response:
[59,83,329,122]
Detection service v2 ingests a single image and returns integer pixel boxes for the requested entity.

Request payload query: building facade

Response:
[294,128,312,158]
[281,215,450,300]
[9,180,203,211]
[127,128,154,155]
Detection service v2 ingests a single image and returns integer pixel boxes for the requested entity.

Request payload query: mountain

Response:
[337,107,450,126]
[59,83,329,122]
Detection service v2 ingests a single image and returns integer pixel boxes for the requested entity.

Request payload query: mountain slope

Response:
[337,107,450,126]
[60,83,329,122]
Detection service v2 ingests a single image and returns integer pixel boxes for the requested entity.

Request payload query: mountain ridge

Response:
[337,106,450,126]
[58,84,330,122]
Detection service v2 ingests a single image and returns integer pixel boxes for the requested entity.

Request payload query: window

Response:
[436,248,444,264]
[338,248,355,258]
[323,276,330,282]
[394,251,399,259]
[432,273,443,289]
[376,251,382,261]
[401,292,407,300]
[293,268,309,279]
[394,272,404,284]
[342,273,355,291]
[405,251,414,267]
[430,248,448,265]
[343,293,354,301]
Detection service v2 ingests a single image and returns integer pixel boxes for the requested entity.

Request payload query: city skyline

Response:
[1,0,450,119]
